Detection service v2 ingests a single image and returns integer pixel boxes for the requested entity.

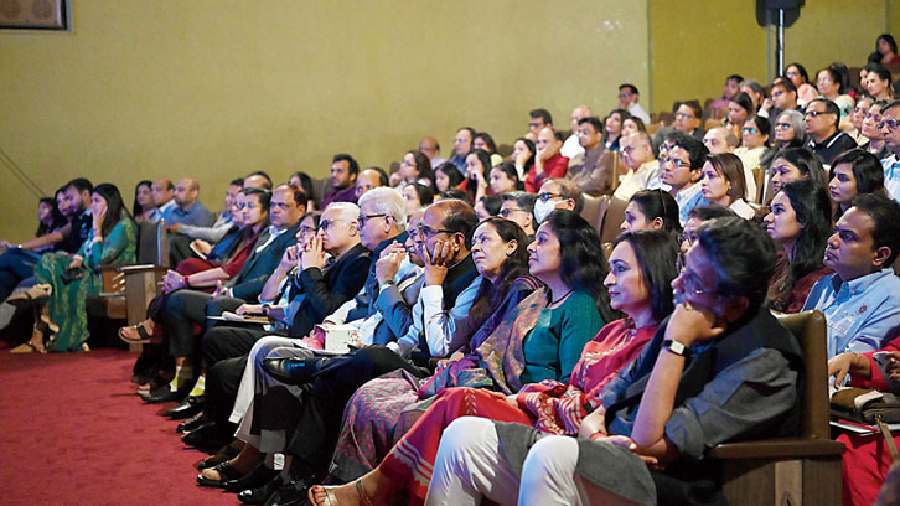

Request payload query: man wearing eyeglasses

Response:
[615,132,661,201]
[617,83,650,124]
[566,116,610,195]
[499,192,537,239]
[659,133,708,226]
[804,98,856,166]
[879,100,900,202]
[761,78,798,132]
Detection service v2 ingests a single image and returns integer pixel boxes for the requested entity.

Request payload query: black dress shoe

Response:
[166,396,205,419]
[182,422,233,450]
[225,463,279,492]
[138,383,170,401]
[196,461,242,488]
[177,413,207,434]
[238,475,283,505]
[196,443,240,470]
[264,479,314,506]
[263,356,326,385]
[143,386,189,404]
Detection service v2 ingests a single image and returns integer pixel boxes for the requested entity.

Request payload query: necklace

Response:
[549,289,574,306]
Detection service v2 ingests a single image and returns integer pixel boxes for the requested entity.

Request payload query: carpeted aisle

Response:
[0,348,234,505]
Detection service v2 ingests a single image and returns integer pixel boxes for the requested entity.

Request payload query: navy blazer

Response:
[288,243,372,338]
[229,222,300,302]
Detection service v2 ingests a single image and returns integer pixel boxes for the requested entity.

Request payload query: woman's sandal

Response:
[118,321,153,344]
[308,479,374,506]
[9,342,44,354]
[6,284,52,306]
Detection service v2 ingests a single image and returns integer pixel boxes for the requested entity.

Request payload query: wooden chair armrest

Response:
[118,264,168,275]
[708,438,844,460]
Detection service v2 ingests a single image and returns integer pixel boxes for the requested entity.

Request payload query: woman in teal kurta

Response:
[31,184,135,352]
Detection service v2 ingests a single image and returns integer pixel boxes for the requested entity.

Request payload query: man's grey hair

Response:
[324,201,361,223]
[777,109,807,143]
[357,186,408,229]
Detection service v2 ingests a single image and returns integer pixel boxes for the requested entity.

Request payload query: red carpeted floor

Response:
[0,348,235,505]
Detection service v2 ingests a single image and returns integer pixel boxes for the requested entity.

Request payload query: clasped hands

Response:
[423,239,458,285]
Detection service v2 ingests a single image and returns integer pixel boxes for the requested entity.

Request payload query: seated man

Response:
[614,132,661,201]
[0,178,93,303]
[499,192,537,239]
[804,193,900,358]
[146,178,176,223]
[660,132,708,225]
[429,216,803,505]
[146,185,304,402]
[702,127,738,155]
[160,177,216,228]
[168,178,245,265]
[566,116,610,195]
[805,97,857,166]
[532,177,584,225]
[321,154,360,207]
[880,99,900,202]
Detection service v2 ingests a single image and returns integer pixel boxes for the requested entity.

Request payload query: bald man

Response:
[561,104,592,159]
[418,135,446,168]
[160,177,215,228]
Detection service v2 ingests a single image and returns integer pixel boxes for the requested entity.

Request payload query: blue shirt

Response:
[674,184,704,226]
[882,154,900,203]
[160,201,215,227]
[802,268,900,358]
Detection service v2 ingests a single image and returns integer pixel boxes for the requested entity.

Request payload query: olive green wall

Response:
[648,0,891,114]
[0,0,648,242]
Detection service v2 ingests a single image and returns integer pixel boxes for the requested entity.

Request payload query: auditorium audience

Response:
[803,194,900,358]
[427,217,800,506]
[764,180,833,314]
[805,98,857,165]
[12,183,136,353]
[309,229,677,505]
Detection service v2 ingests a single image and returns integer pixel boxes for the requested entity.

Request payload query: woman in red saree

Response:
[308,229,680,506]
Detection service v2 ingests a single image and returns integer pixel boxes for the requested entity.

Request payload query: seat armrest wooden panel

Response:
[118,264,167,274]
[709,438,844,460]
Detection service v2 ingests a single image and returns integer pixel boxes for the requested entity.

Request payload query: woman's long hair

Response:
[629,189,682,236]
[614,230,679,323]
[515,137,536,176]
[92,183,130,238]
[36,196,65,236]
[767,180,831,311]
[465,149,494,203]
[544,210,618,322]
[132,180,152,217]
[468,217,532,326]
[408,150,434,187]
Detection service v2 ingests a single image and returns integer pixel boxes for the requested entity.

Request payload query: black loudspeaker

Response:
[755,0,804,27]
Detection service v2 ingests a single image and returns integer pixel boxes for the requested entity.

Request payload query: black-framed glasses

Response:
[499,208,528,218]
[416,223,453,238]
[666,158,689,168]
[805,110,832,118]
[319,219,351,230]
[775,122,792,130]
[359,214,388,226]
[536,191,563,202]
[878,119,900,131]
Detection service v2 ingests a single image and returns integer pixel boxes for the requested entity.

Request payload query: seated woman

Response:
[323,211,614,491]
[196,215,549,491]
[474,195,501,222]
[118,188,268,343]
[13,184,136,353]
[401,182,434,217]
[510,137,536,181]
[768,146,827,198]
[828,330,900,506]
[734,116,770,202]
[489,163,522,195]
[699,153,756,219]
[426,217,803,506]
[620,189,681,236]
[760,111,806,202]
[398,150,433,188]
[764,180,832,314]
[132,180,154,224]
[308,229,679,505]
[433,162,464,195]
[830,149,887,221]
[465,149,494,203]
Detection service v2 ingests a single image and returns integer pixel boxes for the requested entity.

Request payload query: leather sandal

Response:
[307,480,374,506]
[119,321,152,344]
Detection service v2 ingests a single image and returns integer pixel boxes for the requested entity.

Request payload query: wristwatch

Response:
[664,339,688,357]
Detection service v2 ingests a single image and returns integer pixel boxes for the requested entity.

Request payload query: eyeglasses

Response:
[528,122,542,129]
[666,158,689,168]
[878,119,900,131]
[536,191,563,202]
[499,208,528,218]
[675,112,695,119]
[359,214,388,226]
[298,225,318,235]
[805,110,832,118]
[416,223,454,238]
[319,219,351,230]
[741,127,758,135]
[775,122,792,130]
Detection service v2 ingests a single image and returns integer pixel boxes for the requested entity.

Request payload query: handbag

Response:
[831,387,900,424]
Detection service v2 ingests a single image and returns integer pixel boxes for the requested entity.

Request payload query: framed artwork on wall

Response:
[0,0,68,30]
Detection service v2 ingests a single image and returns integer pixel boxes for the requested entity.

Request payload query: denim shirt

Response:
[883,155,900,204]
[803,268,900,358]
[674,183,704,226]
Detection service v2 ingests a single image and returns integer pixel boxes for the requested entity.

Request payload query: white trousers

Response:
[425,417,583,506]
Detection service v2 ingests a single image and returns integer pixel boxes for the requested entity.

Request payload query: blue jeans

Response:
[0,248,41,302]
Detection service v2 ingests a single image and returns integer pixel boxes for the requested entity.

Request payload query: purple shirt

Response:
[321,185,357,208]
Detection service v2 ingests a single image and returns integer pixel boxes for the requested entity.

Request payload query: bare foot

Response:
[118,319,155,343]
[308,471,387,506]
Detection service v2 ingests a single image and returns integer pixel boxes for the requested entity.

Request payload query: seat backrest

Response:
[751,166,764,204]
[580,194,606,238]
[599,196,628,245]
[136,221,169,267]
[773,310,829,440]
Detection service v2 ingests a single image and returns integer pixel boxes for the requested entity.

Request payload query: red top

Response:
[849,334,900,392]
[525,153,569,192]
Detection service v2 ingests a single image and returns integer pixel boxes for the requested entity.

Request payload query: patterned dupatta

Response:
[474,286,549,394]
